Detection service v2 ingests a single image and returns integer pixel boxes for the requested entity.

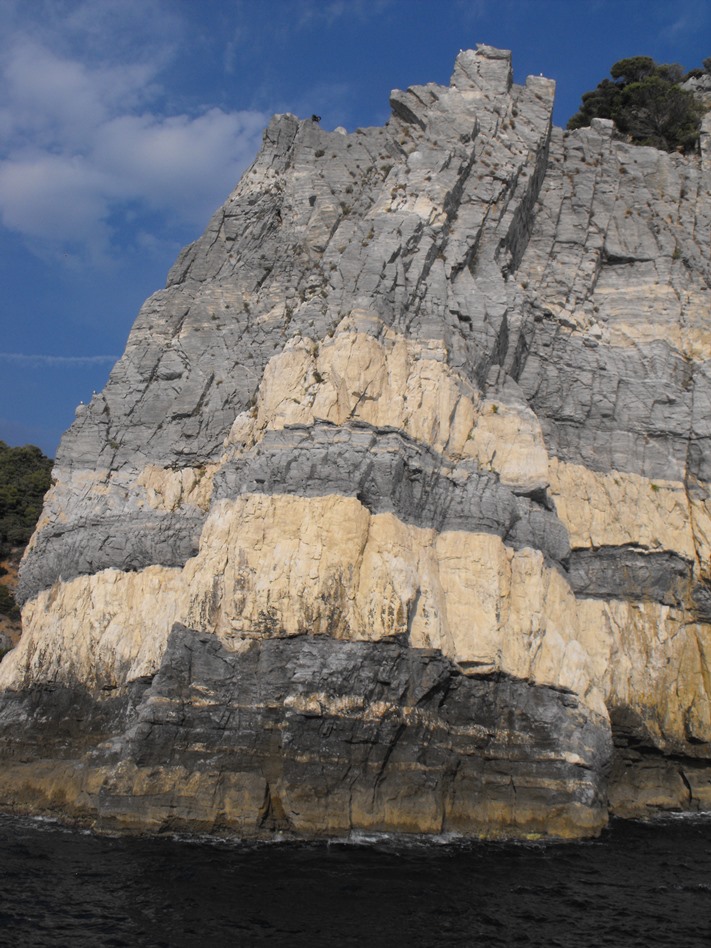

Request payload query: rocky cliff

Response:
[1,45,709,839]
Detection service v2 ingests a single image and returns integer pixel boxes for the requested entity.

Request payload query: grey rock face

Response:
[567,548,694,608]
[20,44,709,614]
[513,126,711,483]
[3,45,711,838]
[104,624,611,836]
[20,46,559,601]
[0,624,612,838]
[515,317,701,481]
[17,509,203,604]
[213,422,571,564]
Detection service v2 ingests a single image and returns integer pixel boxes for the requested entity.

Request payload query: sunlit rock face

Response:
[1,45,710,839]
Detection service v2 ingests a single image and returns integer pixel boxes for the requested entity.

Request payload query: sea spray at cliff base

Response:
[0,45,709,840]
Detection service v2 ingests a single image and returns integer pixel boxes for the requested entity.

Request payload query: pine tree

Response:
[568,57,706,152]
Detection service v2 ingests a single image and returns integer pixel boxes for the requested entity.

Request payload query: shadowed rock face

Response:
[0,626,611,839]
[1,45,710,838]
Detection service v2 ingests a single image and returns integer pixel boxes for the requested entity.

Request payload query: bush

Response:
[568,56,707,152]
[0,441,53,560]
[0,585,19,621]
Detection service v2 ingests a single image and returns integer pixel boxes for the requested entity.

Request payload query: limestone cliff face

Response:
[1,46,710,838]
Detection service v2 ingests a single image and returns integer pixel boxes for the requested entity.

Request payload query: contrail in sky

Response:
[0,353,118,366]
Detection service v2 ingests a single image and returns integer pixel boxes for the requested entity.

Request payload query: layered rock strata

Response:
[1,45,709,838]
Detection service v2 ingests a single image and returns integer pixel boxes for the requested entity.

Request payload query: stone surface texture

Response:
[1,46,709,839]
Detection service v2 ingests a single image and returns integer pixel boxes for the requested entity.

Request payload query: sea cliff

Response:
[1,45,709,839]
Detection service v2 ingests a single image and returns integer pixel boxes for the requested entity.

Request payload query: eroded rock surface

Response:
[1,45,710,838]
[0,626,608,838]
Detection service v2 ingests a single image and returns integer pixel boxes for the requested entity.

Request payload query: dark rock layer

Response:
[0,625,612,839]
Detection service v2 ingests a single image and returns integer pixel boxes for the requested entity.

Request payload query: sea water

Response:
[0,812,710,946]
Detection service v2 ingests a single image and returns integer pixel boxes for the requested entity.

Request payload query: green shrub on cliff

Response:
[0,441,53,560]
[0,584,20,621]
[567,56,706,152]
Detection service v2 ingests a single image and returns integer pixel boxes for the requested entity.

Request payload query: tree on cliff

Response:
[0,441,52,557]
[0,441,52,620]
[567,56,706,152]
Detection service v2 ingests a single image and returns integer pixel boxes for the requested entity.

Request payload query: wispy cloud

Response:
[295,0,394,28]
[0,1,268,262]
[666,14,692,37]
[659,0,711,39]
[0,353,118,366]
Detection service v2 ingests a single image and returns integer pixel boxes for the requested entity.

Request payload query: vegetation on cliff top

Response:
[567,56,709,152]
[0,441,53,619]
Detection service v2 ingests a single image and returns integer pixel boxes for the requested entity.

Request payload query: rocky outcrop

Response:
[1,45,709,839]
[0,625,609,837]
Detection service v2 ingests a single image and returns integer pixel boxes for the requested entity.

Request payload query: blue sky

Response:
[1,0,709,457]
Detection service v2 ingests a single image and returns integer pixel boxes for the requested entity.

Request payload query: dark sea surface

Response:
[0,813,710,947]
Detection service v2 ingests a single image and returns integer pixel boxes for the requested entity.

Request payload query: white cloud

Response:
[666,14,692,37]
[0,2,268,261]
[94,108,266,223]
[2,40,150,146]
[296,0,394,28]
[0,154,110,242]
